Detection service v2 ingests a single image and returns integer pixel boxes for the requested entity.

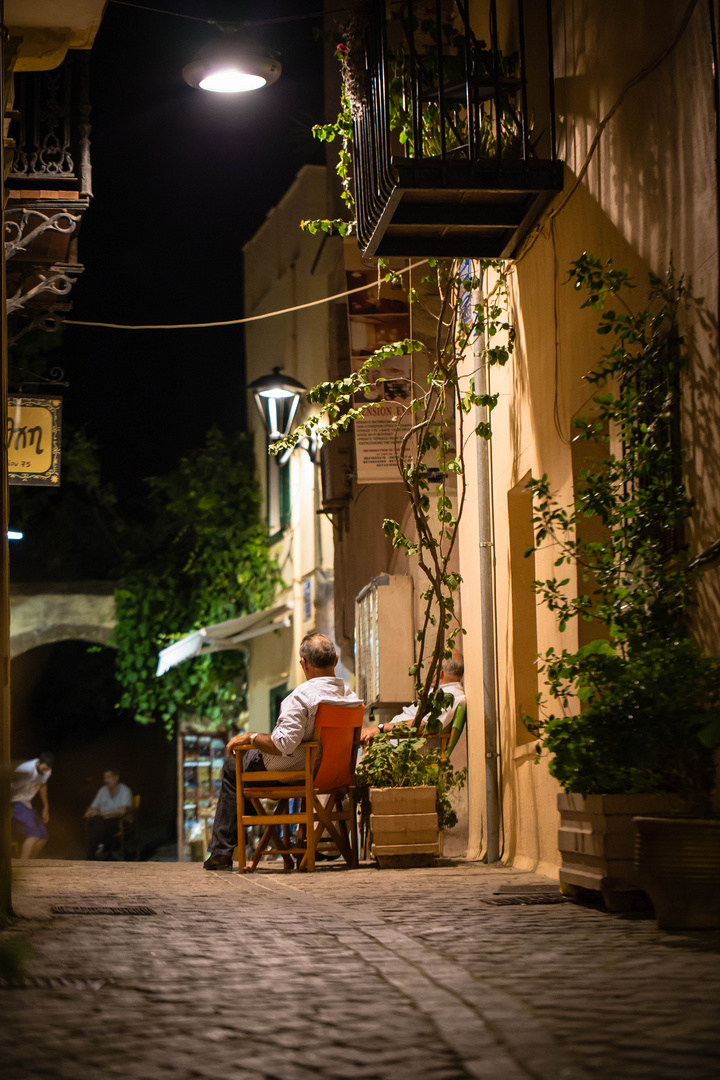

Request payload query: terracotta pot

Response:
[634,816,720,929]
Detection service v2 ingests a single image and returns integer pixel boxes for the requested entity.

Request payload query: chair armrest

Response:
[234,741,321,783]
[446,705,467,754]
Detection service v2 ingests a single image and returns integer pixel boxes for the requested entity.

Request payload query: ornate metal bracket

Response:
[6,264,82,314]
[4,207,83,261]
[7,310,71,347]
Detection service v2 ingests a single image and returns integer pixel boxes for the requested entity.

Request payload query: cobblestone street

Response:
[1,859,719,1080]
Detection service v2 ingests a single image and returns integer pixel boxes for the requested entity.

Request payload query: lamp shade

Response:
[183,37,281,93]
[248,367,307,440]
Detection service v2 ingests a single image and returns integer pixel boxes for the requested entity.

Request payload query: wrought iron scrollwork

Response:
[6,267,82,314]
[11,65,75,180]
[4,207,83,261]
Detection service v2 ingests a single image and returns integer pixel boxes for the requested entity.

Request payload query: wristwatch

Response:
[377,723,384,734]
[249,732,258,747]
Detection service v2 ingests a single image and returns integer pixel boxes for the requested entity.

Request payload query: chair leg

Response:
[312,795,354,866]
[349,791,359,867]
[238,818,247,874]
[305,795,315,872]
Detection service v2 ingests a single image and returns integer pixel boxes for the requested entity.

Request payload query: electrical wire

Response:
[109,1,348,28]
[63,260,428,331]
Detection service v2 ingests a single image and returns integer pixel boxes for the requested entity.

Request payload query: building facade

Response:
[242,164,351,724]
[322,0,720,872]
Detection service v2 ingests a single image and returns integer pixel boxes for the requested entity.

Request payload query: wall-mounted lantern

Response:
[248,366,307,440]
[247,367,319,466]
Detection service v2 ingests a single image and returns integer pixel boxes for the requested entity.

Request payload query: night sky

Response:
[10,2,331,854]
[62,0,327,498]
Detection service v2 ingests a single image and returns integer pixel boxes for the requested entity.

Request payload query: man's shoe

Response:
[203,852,233,871]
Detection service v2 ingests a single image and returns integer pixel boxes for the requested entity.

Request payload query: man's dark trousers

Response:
[209,747,322,857]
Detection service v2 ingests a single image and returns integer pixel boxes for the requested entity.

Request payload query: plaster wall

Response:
[9,584,115,658]
[458,0,719,872]
[243,166,344,720]
[245,625,294,735]
[6,0,106,69]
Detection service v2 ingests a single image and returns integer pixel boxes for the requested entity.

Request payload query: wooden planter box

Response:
[635,816,720,929]
[558,792,686,909]
[370,785,440,868]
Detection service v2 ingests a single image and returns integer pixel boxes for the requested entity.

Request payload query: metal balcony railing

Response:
[348,0,563,258]
[5,53,92,340]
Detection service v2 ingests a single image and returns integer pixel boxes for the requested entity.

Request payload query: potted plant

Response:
[526,256,720,922]
[354,724,466,867]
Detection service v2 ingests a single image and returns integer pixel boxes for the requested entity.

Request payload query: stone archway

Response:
[9,582,116,658]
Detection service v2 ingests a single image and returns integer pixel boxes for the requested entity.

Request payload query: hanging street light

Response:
[182,32,281,94]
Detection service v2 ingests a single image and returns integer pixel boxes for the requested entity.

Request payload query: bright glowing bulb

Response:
[267,398,280,438]
[198,68,267,93]
[8,531,23,540]
[259,387,296,399]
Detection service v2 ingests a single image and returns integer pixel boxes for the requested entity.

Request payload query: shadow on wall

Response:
[685,286,720,656]
[11,641,177,860]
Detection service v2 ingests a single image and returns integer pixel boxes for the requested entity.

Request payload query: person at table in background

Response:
[84,767,133,860]
[359,657,465,746]
[10,752,54,859]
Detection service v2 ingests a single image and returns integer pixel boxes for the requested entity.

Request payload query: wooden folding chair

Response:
[446,704,467,755]
[234,700,365,873]
[115,794,141,860]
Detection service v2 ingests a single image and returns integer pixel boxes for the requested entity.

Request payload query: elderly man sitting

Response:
[359,657,465,746]
[203,632,359,871]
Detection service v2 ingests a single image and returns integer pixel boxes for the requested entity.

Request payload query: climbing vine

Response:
[275,258,514,727]
[113,428,282,735]
[286,13,518,727]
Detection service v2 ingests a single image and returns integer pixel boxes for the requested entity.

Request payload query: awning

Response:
[155,602,292,677]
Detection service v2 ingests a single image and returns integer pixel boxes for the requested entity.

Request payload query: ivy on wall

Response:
[113,428,282,735]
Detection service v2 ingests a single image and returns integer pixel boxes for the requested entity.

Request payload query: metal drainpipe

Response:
[472,284,501,864]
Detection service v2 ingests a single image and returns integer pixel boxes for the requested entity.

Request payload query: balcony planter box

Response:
[634,816,720,929]
[557,792,686,910]
[370,785,440,868]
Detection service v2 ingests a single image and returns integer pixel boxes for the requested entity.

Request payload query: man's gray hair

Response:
[299,633,337,670]
[442,657,464,680]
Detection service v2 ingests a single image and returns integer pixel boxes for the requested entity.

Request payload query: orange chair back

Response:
[312,701,365,793]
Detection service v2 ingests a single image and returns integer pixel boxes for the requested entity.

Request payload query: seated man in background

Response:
[84,767,133,860]
[359,656,465,746]
[203,631,359,871]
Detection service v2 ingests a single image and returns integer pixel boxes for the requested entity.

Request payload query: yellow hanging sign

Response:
[6,395,62,487]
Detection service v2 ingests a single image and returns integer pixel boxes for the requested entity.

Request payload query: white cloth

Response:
[90,782,133,814]
[10,759,51,807]
[267,676,360,771]
[390,680,465,729]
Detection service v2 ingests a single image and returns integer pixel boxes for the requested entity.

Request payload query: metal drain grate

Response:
[0,975,107,991]
[482,894,569,906]
[51,905,156,916]
[495,883,561,894]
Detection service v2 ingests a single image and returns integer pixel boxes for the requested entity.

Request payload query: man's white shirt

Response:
[90,783,133,814]
[11,759,52,807]
[390,680,465,729]
[266,677,360,771]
